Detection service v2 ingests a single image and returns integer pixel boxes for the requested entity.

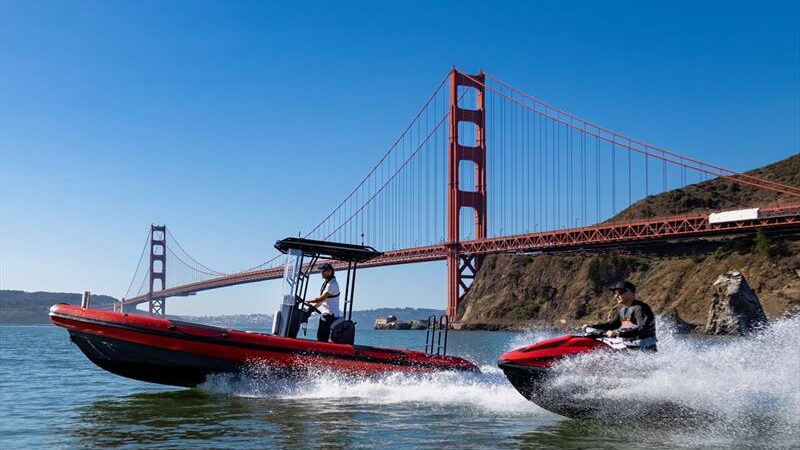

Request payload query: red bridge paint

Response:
[122,203,800,308]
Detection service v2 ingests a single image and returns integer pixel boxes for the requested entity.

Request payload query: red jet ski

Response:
[50,238,478,387]
[498,328,628,418]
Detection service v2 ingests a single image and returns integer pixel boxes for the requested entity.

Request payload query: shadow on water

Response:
[72,389,362,449]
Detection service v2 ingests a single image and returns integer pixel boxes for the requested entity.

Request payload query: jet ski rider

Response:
[586,281,658,351]
[309,263,340,342]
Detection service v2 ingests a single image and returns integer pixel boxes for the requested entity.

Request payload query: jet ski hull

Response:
[498,334,612,419]
[499,334,697,420]
[498,360,605,419]
[50,304,479,387]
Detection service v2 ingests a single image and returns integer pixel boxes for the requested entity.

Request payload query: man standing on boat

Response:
[586,280,658,351]
[309,263,340,342]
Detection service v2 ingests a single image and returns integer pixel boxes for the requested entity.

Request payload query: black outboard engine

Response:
[330,318,355,345]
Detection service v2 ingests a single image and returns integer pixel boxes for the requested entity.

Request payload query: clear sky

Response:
[1,0,798,315]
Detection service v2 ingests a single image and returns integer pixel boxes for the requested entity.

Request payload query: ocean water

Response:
[1,318,798,449]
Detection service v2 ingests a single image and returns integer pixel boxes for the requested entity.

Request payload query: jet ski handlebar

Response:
[580,326,606,338]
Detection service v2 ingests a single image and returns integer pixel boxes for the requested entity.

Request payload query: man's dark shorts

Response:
[317,313,336,342]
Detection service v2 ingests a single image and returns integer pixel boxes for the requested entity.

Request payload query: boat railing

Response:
[424,315,450,356]
[80,291,91,308]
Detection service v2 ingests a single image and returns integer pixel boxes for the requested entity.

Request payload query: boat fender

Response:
[330,319,355,345]
[272,311,282,335]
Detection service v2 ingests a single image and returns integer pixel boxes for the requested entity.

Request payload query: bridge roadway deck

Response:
[123,204,800,307]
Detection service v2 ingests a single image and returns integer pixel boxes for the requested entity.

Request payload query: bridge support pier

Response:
[148,225,167,317]
[446,69,486,318]
[148,297,166,316]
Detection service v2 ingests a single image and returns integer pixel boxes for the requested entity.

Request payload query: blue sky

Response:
[1,0,798,315]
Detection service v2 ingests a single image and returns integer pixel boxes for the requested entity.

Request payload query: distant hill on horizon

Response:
[169,307,444,330]
[0,290,444,326]
[0,290,118,325]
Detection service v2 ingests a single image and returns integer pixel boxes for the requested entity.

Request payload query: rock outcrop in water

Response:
[705,271,768,335]
[663,309,697,334]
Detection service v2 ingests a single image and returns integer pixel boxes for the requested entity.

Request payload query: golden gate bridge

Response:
[117,69,800,317]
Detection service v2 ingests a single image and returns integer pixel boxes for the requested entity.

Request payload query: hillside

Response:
[456,238,799,330]
[455,154,800,330]
[609,154,799,222]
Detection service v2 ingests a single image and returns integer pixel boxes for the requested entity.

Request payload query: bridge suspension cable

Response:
[165,229,227,276]
[122,68,800,307]
[480,73,800,197]
[124,230,151,299]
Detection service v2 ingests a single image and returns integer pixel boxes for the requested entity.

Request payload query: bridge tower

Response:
[447,69,487,318]
[148,224,167,316]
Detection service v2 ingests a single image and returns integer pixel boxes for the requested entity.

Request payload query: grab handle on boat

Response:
[424,315,450,356]
[437,315,449,356]
[80,291,91,309]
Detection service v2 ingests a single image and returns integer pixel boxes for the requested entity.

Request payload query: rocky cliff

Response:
[456,238,798,330]
[455,154,800,331]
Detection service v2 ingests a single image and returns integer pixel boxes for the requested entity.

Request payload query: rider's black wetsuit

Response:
[589,299,657,351]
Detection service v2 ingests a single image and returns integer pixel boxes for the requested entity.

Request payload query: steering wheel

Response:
[299,300,322,315]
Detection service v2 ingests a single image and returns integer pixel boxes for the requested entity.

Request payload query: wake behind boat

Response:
[50,238,478,387]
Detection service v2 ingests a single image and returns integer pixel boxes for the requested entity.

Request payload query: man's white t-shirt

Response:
[319,277,341,317]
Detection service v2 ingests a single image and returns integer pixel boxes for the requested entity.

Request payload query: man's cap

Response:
[609,280,636,293]
[319,263,334,271]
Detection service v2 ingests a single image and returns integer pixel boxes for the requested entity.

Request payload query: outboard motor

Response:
[330,318,355,345]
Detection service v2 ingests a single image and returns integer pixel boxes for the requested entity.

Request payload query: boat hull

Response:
[69,330,243,387]
[50,304,478,387]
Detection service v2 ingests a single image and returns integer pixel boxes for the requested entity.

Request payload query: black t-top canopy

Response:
[274,238,382,263]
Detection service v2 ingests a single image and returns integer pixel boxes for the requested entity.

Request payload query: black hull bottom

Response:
[69,331,242,387]
[499,361,601,419]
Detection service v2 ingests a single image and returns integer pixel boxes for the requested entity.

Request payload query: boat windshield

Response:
[273,248,305,337]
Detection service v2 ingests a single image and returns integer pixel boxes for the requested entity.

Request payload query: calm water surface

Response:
[1,320,798,449]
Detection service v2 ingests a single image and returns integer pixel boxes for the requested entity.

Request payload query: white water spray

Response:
[200,316,800,444]
[543,316,800,445]
[202,364,543,415]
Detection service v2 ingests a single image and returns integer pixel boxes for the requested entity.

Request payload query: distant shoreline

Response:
[0,291,444,327]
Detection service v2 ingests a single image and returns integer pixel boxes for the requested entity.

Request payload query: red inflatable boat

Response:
[50,304,477,387]
[50,238,478,387]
